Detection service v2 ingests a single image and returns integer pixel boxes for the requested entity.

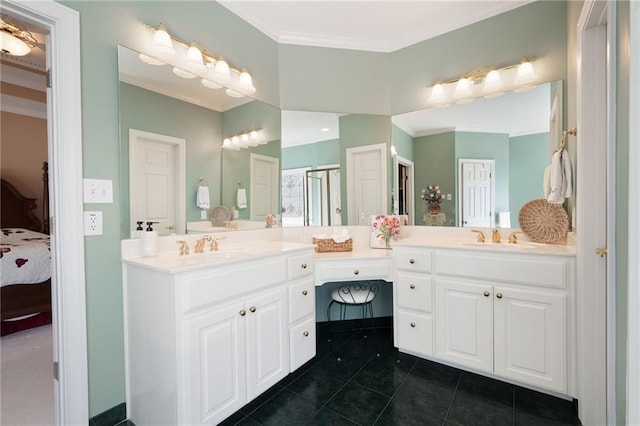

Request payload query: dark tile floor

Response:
[218,321,581,426]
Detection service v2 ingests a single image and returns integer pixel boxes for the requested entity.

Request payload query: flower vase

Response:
[385,235,392,249]
[427,204,441,213]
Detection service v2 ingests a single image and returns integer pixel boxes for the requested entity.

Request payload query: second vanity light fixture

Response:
[140,23,256,98]
[222,129,265,150]
[427,57,537,107]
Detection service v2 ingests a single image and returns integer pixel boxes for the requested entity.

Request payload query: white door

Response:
[250,154,279,222]
[435,279,493,373]
[245,288,288,400]
[493,286,566,393]
[129,129,185,235]
[458,159,494,227]
[184,302,247,425]
[346,143,387,225]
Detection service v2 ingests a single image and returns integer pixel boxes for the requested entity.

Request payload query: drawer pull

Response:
[483,291,490,297]
[410,284,416,289]
[410,322,416,328]
[354,269,359,275]
[409,258,416,264]
[239,310,246,316]
[301,263,308,269]
[249,306,256,312]
[303,331,309,337]
[496,293,503,299]
[302,290,308,296]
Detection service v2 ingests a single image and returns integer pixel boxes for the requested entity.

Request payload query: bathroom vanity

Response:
[122,227,576,426]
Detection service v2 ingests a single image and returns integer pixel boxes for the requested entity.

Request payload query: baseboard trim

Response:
[89,402,126,426]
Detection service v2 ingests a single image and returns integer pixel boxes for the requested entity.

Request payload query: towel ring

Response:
[198,177,209,186]
[237,181,244,188]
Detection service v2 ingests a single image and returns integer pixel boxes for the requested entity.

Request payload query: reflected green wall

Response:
[282,139,340,170]
[509,133,549,227]
[119,82,222,237]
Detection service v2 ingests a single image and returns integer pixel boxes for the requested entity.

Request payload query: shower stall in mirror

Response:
[281,166,341,227]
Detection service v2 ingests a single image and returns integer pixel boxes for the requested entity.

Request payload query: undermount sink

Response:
[461,241,538,250]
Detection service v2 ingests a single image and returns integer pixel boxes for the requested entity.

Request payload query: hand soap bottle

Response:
[132,221,144,239]
[141,221,158,257]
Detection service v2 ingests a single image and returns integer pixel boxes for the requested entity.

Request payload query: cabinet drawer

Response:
[396,310,433,357]
[316,258,392,283]
[435,252,568,288]
[289,279,315,323]
[288,252,314,280]
[181,258,287,313]
[396,273,433,313]
[395,249,432,273]
[290,317,316,371]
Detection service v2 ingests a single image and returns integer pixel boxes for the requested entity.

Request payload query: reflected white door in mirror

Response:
[129,129,186,236]
[347,143,388,225]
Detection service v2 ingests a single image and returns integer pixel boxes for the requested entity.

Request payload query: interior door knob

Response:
[595,247,608,257]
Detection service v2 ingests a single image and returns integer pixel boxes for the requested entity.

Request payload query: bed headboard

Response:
[1,162,48,233]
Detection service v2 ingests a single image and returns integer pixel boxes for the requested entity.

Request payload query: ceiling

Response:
[218,0,535,53]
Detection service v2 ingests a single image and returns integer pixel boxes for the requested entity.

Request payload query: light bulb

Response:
[201,79,222,89]
[0,31,31,56]
[172,67,196,79]
[138,53,165,66]
[185,45,205,73]
[238,70,256,94]
[150,25,174,59]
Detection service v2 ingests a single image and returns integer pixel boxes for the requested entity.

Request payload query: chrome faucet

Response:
[492,229,502,243]
[210,236,226,251]
[508,231,522,244]
[176,240,190,256]
[471,230,486,243]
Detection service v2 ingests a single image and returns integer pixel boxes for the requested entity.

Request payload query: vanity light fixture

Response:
[141,23,257,96]
[222,129,263,150]
[426,57,537,107]
[0,18,38,57]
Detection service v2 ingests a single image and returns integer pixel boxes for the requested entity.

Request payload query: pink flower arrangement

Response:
[372,215,401,244]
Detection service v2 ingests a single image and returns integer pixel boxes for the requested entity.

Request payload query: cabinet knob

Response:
[302,290,308,296]
[410,284,416,289]
[410,322,416,328]
[301,263,307,269]
[496,293,503,299]
[353,269,359,275]
[239,310,246,316]
[249,306,256,312]
[409,258,416,264]
[303,331,309,337]
[483,291,490,297]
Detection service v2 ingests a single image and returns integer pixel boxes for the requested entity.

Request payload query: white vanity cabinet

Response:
[287,252,316,371]
[393,245,575,396]
[123,246,315,426]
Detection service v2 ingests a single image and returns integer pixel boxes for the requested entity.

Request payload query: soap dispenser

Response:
[132,221,144,238]
[141,221,159,257]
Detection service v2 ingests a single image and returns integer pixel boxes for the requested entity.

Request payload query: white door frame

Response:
[129,129,186,235]
[3,1,88,424]
[457,159,495,227]
[627,2,640,424]
[249,153,279,221]
[393,155,415,225]
[576,1,611,425]
[346,143,388,225]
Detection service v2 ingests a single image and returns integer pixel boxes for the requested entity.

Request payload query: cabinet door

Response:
[435,279,493,373]
[494,286,566,392]
[246,288,289,400]
[184,302,247,425]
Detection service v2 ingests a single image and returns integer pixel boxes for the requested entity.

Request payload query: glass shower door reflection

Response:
[305,167,340,226]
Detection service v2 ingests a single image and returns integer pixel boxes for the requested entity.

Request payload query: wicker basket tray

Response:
[313,237,353,253]
[518,198,569,243]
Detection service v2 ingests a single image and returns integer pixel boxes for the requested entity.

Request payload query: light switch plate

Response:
[83,179,113,203]
[84,211,103,236]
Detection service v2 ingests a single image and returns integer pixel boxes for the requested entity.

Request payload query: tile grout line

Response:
[371,357,418,425]
[441,372,462,424]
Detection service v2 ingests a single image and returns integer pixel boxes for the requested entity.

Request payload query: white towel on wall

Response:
[547,149,573,204]
[236,188,247,209]
[196,185,210,209]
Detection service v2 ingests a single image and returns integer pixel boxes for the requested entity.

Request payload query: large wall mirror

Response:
[118,45,281,238]
[392,80,563,229]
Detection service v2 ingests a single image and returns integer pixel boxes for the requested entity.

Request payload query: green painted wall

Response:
[413,132,456,226]
[509,133,549,227]
[282,139,340,170]
[119,82,222,237]
[456,132,510,224]
[391,125,414,161]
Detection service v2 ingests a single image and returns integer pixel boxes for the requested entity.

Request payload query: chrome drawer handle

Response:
[410,322,416,328]
[409,258,415,264]
[249,306,256,312]
[410,284,416,289]
[302,290,308,296]
[353,269,359,275]
[301,263,307,269]
[303,331,309,337]
[239,310,246,316]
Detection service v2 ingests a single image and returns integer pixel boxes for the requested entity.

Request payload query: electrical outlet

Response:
[84,211,103,236]
[200,210,207,220]
[446,193,452,200]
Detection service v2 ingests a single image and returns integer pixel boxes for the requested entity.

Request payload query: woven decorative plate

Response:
[518,198,569,243]
[210,206,232,227]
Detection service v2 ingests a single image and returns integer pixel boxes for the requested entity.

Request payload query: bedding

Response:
[1,228,51,286]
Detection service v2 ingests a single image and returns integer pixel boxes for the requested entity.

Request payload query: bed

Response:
[1,162,52,336]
